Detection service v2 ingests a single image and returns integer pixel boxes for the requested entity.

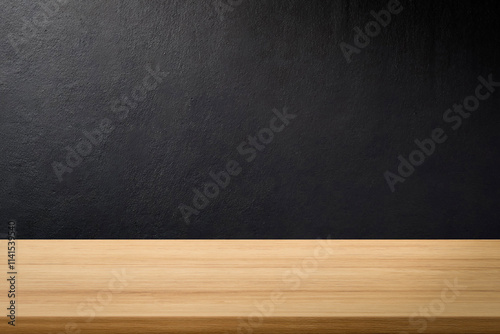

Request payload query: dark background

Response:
[1,0,499,238]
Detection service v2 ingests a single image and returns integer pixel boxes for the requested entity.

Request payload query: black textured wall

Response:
[1,0,499,238]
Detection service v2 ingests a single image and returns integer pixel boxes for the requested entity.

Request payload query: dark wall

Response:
[1,0,499,238]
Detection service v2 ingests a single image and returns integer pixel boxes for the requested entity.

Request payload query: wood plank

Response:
[1,240,499,333]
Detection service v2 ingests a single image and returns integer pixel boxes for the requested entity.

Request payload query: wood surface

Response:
[1,240,499,333]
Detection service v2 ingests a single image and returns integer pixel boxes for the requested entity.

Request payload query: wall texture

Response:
[1,0,499,238]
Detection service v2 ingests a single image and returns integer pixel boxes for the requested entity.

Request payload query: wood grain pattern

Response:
[1,240,499,333]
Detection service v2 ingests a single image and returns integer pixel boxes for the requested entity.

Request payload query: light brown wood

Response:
[1,240,499,333]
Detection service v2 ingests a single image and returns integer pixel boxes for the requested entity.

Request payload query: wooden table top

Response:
[1,240,499,333]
